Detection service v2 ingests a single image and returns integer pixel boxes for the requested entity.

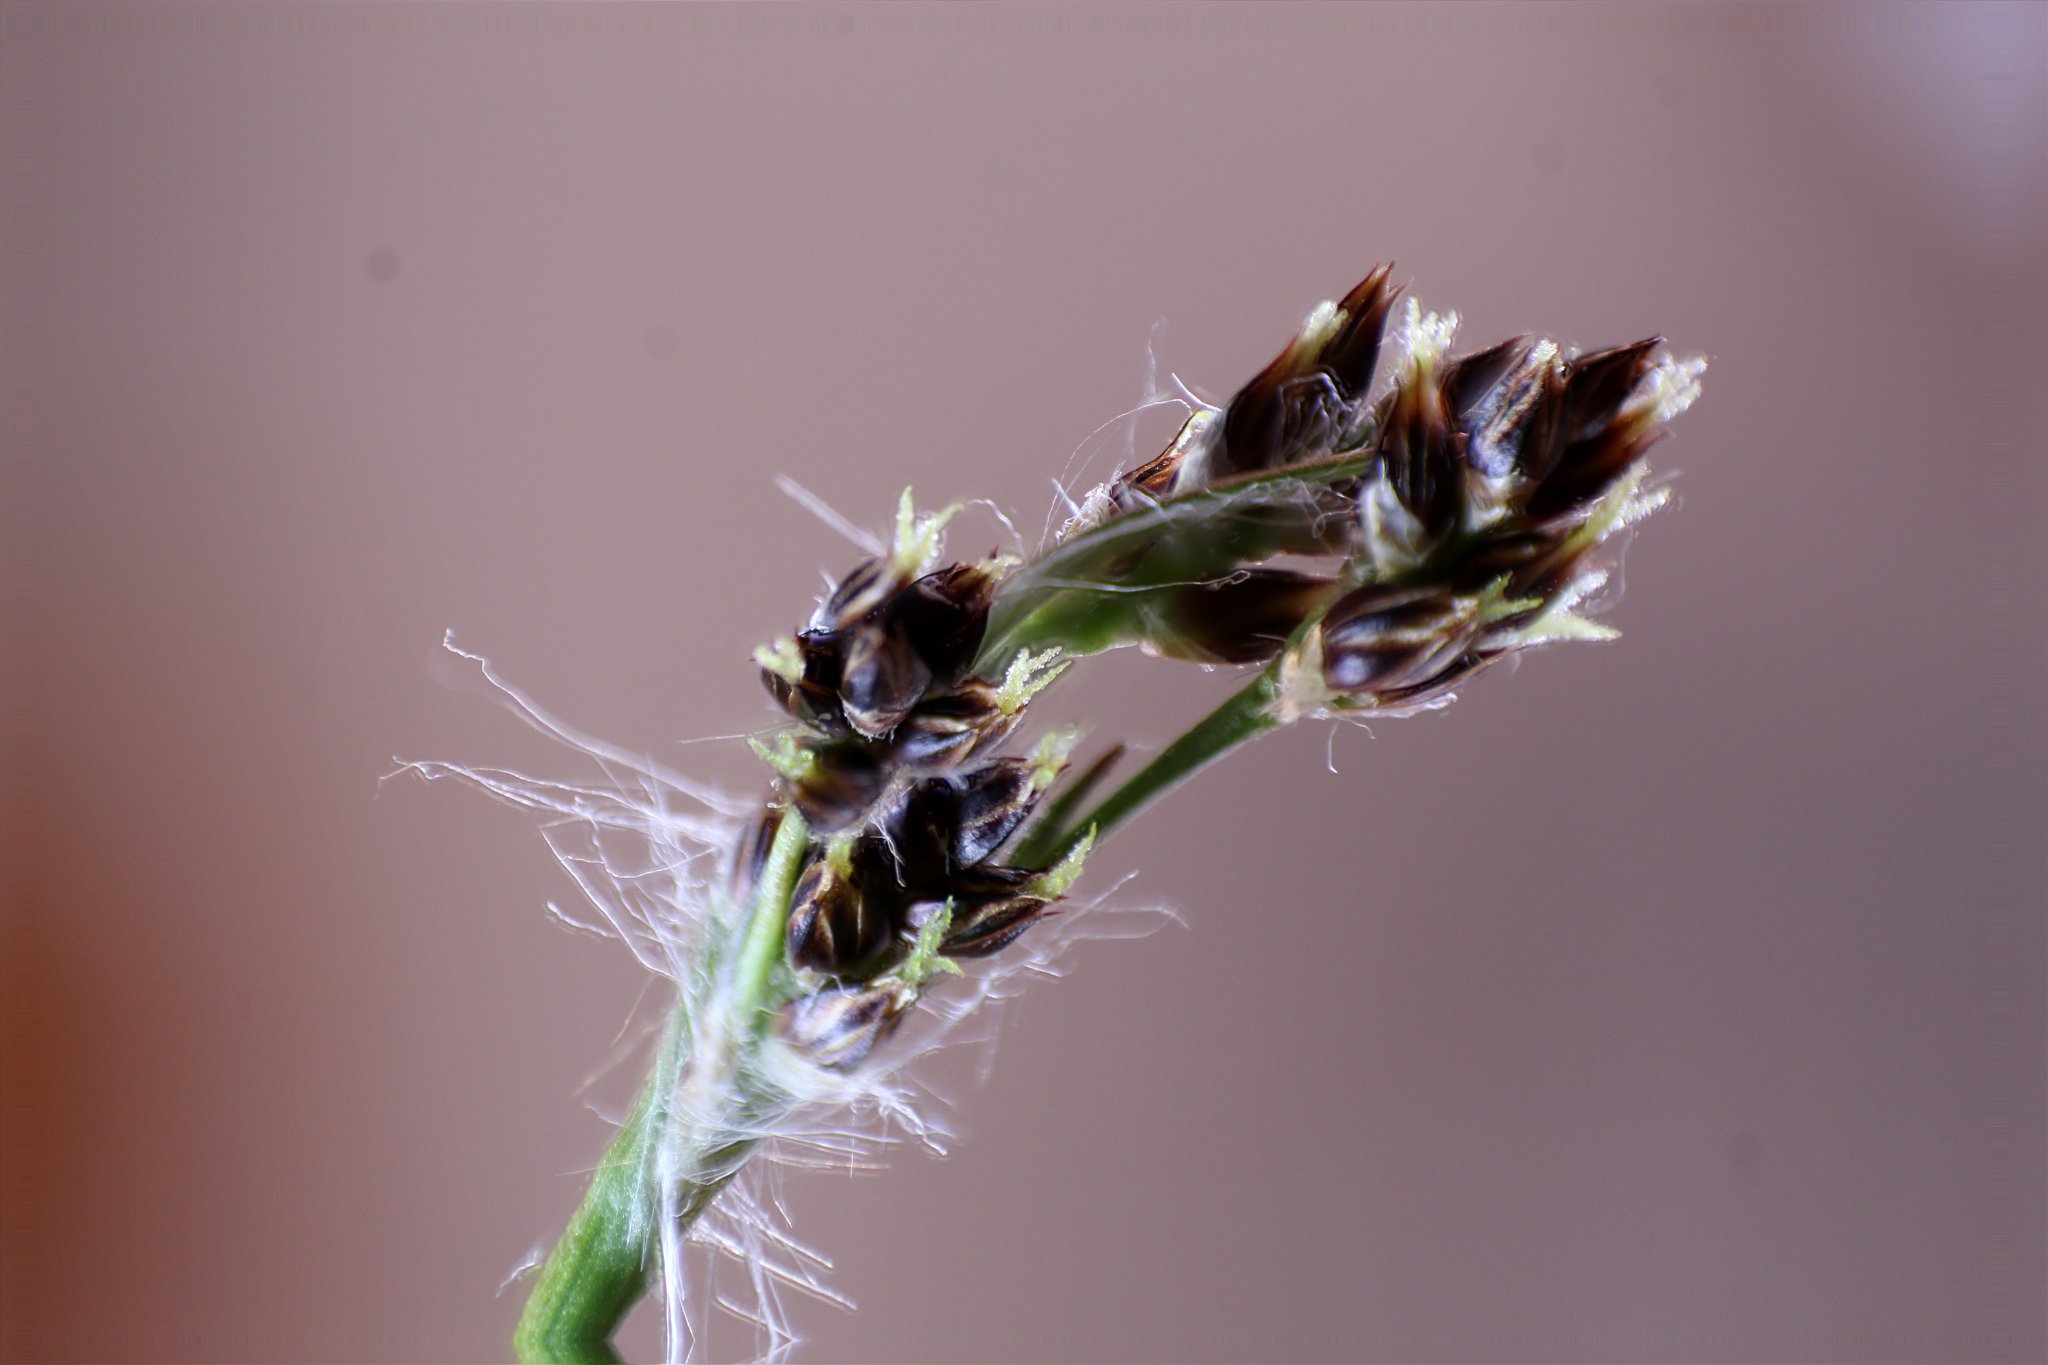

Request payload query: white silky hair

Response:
[397,633,1170,1363]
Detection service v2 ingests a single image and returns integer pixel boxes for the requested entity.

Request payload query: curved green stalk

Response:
[514,810,810,1363]
[731,811,811,1041]
[1014,665,1280,869]
[510,1037,668,1365]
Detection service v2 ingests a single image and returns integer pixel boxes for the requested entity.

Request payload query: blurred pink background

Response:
[4,3,2043,1361]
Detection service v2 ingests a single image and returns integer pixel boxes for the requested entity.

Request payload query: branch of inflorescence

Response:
[500,268,1700,1362]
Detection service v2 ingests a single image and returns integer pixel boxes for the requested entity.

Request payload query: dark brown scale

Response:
[1318,585,1474,694]
[1150,568,1332,665]
[1497,355,1571,487]
[938,894,1056,958]
[730,806,784,903]
[1220,367,1334,476]
[785,858,891,974]
[867,781,957,897]
[789,742,888,832]
[889,562,995,683]
[1376,367,1462,541]
[900,864,1054,959]
[947,862,1037,897]
[1369,649,1494,707]
[948,759,1042,867]
[837,619,932,739]
[1217,342,1302,477]
[1217,271,1399,478]
[1323,265,1399,403]
[1454,345,1557,483]
[870,761,1044,896]
[1559,338,1660,441]
[1442,336,1530,425]
[1317,579,1434,621]
[1526,426,1661,523]
[779,986,905,1072]
[1523,339,1662,519]
[814,557,895,632]
[1109,445,1183,511]
[761,630,848,733]
[846,830,916,935]
[1454,529,1560,601]
[888,684,1017,771]
[1448,339,1548,482]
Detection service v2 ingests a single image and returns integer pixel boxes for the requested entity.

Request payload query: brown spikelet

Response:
[1217,265,1400,476]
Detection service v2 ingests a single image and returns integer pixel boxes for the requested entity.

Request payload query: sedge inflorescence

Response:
[748,265,1699,1081]
[420,264,1702,1362]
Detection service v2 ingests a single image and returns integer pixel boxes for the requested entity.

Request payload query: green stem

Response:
[514,810,811,1363]
[510,1034,669,1365]
[731,809,811,1041]
[1016,666,1281,868]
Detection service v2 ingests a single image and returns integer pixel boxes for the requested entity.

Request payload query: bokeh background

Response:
[4,3,2043,1362]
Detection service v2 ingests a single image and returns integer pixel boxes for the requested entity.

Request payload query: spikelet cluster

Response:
[746,268,1701,1081]
[1040,266,1701,714]
[749,490,1086,1071]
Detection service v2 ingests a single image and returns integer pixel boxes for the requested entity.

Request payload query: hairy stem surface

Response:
[511,1047,664,1365]
[515,672,1283,1360]
[518,662,1286,1361]
[515,811,810,1363]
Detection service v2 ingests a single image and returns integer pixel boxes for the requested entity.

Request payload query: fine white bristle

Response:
[400,635,1171,1363]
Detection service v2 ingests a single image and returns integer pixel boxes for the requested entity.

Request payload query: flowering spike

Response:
[455,265,1700,1361]
[1210,268,1403,480]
